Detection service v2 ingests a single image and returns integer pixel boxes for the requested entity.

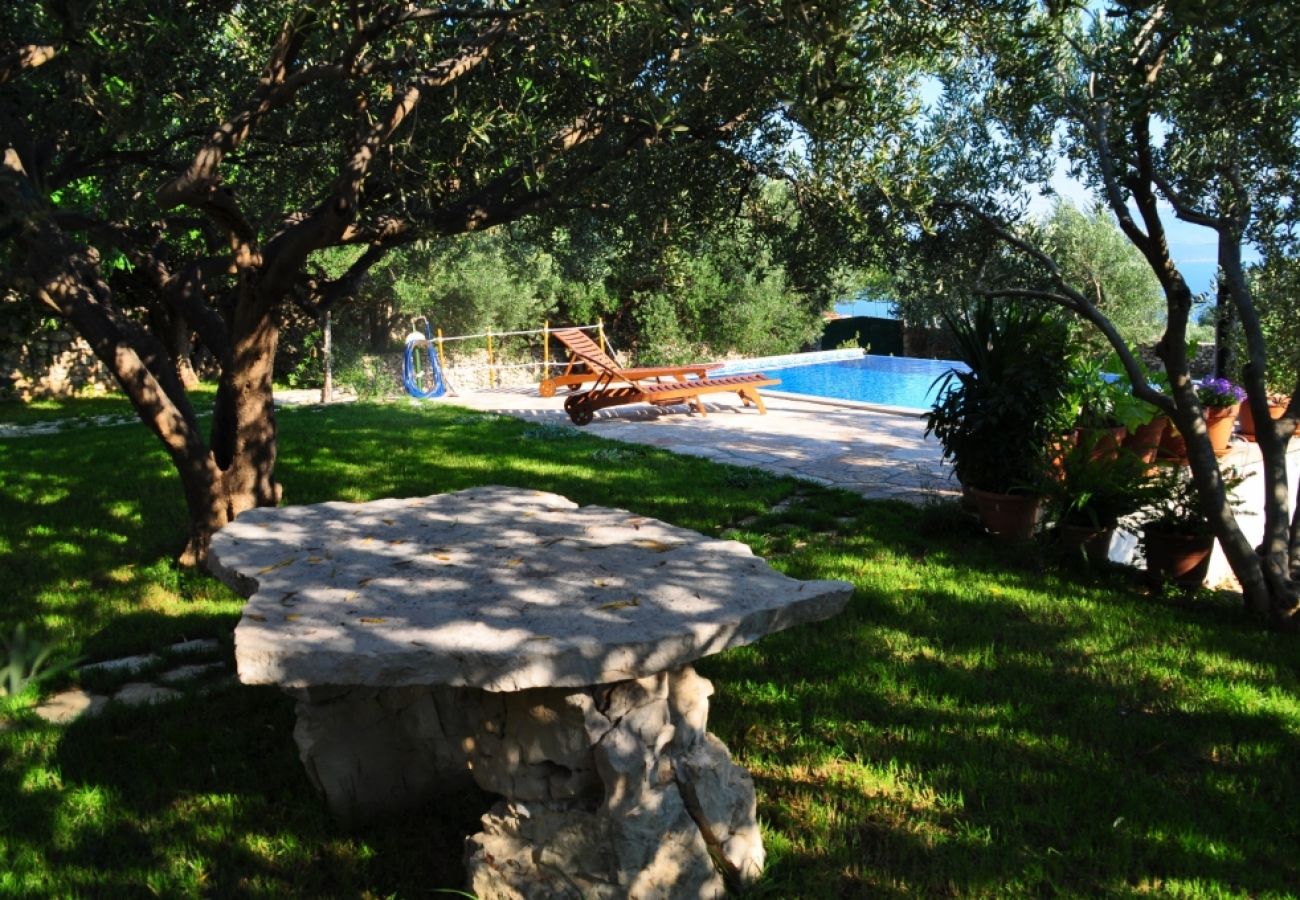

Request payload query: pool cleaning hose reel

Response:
[403,318,446,399]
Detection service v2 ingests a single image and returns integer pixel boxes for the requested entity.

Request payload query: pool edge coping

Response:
[761,390,927,419]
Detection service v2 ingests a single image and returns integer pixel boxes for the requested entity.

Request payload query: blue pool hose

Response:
[402,323,445,399]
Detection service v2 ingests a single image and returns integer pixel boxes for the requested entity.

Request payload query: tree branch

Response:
[960,203,1172,412]
[155,8,325,211]
[260,17,513,297]
[0,43,57,84]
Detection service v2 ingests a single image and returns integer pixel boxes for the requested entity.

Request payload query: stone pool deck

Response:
[441,387,957,503]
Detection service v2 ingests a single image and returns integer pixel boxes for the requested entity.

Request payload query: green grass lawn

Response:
[2,398,1298,897]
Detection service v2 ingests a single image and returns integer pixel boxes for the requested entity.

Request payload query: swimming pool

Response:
[718,352,967,412]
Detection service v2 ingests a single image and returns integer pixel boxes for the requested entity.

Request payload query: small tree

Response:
[918,2,1300,624]
[1040,200,1164,353]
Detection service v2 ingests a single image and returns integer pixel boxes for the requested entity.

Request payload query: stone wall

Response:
[0,328,116,400]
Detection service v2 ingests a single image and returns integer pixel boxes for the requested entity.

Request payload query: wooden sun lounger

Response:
[555,332,779,426]
[538,328,722,397]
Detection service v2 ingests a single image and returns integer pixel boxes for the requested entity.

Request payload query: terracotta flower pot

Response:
[1058,523,1114,564]
[1047,433,1078,482]
[1122,416,1169,465]
[1238,402,1298,442]
[971,488,1042,542]
[1158,406,1238,462]
[1075,425,1127,463]
[1142,528,1215,588]
[1204,404,1239,456]
[1158,422,1189,465]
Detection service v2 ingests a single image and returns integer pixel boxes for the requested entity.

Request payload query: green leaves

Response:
[1,624,81,699]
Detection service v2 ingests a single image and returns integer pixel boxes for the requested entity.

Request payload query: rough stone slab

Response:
[34,689,109,724]
[80,653,159,676]
[158,663,225,684]
[113,682,182,707]
[463,669,741,900]
[211,486,852,691]
[289,684,475,822]
[168,638,220,656]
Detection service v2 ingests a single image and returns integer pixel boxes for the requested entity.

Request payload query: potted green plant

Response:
[1047,434,1159,563]
[1135,466,1245,588]
[1063,358,1126,461]
[1102,354,1170,465]
[926,299,1075,541]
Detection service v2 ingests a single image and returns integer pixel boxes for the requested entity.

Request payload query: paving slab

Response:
[441,387,956,503]
[159,662,226,684]
[167,638,221,656]
[80,653,159,675]
[34,689,109,723]
[114,682,182,707]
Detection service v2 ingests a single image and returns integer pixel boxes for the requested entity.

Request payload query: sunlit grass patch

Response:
[2,395,1298,895]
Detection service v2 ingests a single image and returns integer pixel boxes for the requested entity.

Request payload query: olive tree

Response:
[919,2,1300,624]
[1,1,925,562]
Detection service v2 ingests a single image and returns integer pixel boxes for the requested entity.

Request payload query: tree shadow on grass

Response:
[702,574,1300,897]
[10,685,488,897]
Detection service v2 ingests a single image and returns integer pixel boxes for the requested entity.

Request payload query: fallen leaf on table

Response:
[631,540,681,553]
[255,556,297,575]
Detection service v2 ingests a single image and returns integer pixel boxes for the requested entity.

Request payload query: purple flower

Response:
[1196,377,1247,408]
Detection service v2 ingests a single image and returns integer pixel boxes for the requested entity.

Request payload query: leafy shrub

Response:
[2,625,80,698]
[926,299,1075,494]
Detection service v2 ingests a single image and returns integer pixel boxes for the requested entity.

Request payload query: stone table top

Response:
[210,486,852,692]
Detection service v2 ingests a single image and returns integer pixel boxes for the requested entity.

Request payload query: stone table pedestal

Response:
[210,487,851,899]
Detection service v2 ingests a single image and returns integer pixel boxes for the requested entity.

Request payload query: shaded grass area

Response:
[0,384,217,428]
[2,398,1299,896]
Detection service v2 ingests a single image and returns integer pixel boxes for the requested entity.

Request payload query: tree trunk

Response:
[184,302,283,563]
[16,219,282,567]
[1213,276,1235,380]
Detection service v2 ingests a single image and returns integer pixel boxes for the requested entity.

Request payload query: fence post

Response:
[320,310,332,403]
[436,328,446,379]
[543,320,549,376]
[486,327,495,388]
[597,318,607,356]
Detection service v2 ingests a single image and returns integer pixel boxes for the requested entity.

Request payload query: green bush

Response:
[926,299,1075,493]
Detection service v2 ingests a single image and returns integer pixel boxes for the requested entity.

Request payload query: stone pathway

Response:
[29,638,231,725]
[441,387,957,503]
[0,388,355,439]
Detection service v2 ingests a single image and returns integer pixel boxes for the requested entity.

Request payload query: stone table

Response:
[209,486,852,899]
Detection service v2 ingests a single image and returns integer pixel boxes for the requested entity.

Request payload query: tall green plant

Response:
[926,299,1074,494]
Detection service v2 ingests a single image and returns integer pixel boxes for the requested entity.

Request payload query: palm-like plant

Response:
[926,298,1075,494]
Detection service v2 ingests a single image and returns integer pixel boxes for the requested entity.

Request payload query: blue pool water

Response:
[727,354,968,411]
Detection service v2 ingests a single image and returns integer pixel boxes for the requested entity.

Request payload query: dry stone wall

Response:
[0,328,116,399]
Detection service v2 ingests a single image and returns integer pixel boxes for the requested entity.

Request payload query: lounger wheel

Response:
[569,408,594,426]
[538,380,557,398]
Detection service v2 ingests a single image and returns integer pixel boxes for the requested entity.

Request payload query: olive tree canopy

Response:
[1,0,930,561]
